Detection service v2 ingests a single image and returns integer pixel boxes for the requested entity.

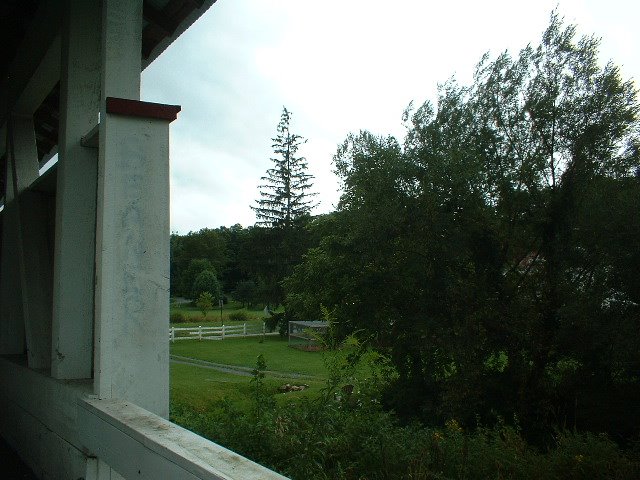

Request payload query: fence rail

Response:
[170,323,268,342]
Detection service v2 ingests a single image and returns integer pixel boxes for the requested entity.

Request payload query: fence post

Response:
[198,325,202,341]
[262,322,266,334]
[221,324,225,340]
[243,323,247,336]
[170,327,174,342]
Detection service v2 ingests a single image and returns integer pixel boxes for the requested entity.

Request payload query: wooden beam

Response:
[143,2,178,36]
[0,0,62,128]
[106,97,181,122]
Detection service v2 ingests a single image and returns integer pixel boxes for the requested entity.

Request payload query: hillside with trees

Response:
[170,15,640,477]
[171,108,318,307]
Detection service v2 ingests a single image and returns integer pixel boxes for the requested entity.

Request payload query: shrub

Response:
[227,311,249,322]
[170,312,186,323]
[264,311,287,337]
[170,341,640,479]
[196,291,214,318]
[187,403,640,480]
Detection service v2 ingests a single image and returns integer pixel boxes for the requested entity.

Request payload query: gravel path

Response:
[170,354,318,379]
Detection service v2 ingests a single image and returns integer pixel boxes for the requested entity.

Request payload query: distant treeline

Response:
[170,220,318,307]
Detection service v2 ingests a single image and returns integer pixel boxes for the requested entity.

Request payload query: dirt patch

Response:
[290,345,323,352]
[279,383,309,392]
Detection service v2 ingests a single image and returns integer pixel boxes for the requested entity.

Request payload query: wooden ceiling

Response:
[1,0,214,198]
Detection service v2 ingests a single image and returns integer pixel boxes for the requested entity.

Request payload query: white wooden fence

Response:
[169,323,268,342]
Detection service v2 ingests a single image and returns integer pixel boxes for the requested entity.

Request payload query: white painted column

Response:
[101,0,142,100]
[94,0,170,418]
[94,111,171,417]
[51,0,101,379]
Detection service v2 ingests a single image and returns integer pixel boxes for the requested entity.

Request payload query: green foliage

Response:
[233,280,257,308]
[176,258,214,299]
[169,312,186,323]
[284,13,640,441]
[170,334,639,480]
[171,341,639,480]
[239,217,316,308]
[264,311,288,337]
[484,350,509,373]
[240,108,321,307]
[191,269,220,302]
[171,229,228,296]
[319,332,398,407]
[196,292,214,318]
[252,107,318,229]
[250,354,275,420]
[227,311,250,322]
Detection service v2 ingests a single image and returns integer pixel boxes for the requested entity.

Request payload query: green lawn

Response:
[170,336,327,377]
[170,336,328,417]
[170,363,325,413]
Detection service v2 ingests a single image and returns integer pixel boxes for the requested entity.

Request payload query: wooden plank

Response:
[106,97,181,122]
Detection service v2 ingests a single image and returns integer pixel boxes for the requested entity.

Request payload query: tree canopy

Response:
[252,107,318,229]
[284,14,640,441]
[192,269,221,302]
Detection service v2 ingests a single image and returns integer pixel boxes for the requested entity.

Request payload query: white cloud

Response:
[143,0,640,233]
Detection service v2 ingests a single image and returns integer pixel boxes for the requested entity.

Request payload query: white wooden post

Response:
[221,325,225,340]
[52,0,101,380]
[243,323,247,336]
[93,0,173,420]
[198,326,202,341]
[263,322,266,334]
[7,115,52,370]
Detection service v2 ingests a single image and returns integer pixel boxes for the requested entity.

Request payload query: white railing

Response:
[78,397,288,479]
[1,352,289,480]
[170,323,268,342]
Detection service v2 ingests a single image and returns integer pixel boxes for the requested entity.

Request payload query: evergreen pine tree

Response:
[252,107,317,228]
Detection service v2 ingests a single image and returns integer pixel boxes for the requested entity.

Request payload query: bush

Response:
[264,311,287,337]
[170,340,640,480]
[170,312,186,323]
[227,311,249,322]
[177,401,640,480]
[196,291,214,318]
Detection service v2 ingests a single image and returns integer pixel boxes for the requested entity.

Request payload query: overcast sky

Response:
[141,0,640,234]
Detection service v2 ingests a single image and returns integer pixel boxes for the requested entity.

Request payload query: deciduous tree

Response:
[285,14,640,440]
[191,269,221,302]
[196,291,214,319]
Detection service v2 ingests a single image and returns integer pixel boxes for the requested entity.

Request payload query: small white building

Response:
[0,1,286,479]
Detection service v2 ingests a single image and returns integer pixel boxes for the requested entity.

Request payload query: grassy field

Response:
[170,336,328,415]
[170,336,326,377]
[171,363,325,412]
